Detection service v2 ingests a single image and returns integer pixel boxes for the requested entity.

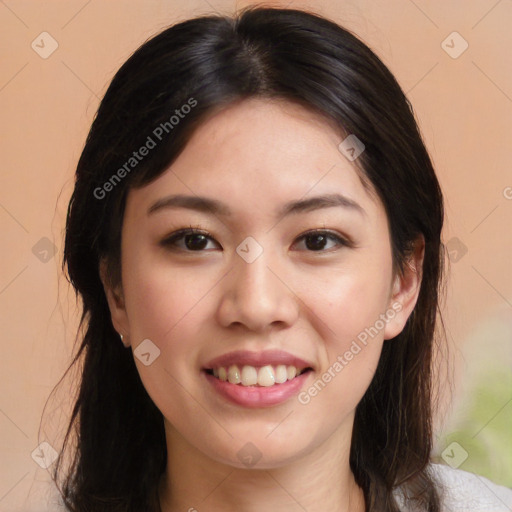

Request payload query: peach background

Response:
[0,0,511,510]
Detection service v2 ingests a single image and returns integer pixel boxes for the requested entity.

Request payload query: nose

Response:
[216,243,299,333]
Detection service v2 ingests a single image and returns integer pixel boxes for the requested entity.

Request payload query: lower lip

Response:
[203,370,312,408]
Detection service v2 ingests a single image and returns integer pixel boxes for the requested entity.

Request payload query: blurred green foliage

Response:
[437,367,512,487]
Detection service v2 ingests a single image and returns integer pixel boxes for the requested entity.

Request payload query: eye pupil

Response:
[305,234,327,251]
[185,233,208,250]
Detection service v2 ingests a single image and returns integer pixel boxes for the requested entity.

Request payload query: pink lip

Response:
[203,370,312,408]
[202,349,315,370]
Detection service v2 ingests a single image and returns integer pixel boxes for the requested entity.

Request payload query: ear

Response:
[99,258,131,347]
[383,235,425,341]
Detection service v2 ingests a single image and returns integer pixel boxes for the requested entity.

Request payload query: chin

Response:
[207,437,311,470]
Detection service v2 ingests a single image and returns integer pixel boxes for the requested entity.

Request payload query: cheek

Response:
[121,258,214,414]
[301,259,392,349]
[122,249,215,343]
[294,271,388,429]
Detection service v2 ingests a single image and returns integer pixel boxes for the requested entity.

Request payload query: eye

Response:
[292,230,351,252]
[160,227,351,253]
[160,227,219,252]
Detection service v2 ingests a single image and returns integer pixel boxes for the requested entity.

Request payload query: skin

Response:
[101,98,424,512]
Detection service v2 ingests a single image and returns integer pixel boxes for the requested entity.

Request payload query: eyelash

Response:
[160,225,353,253]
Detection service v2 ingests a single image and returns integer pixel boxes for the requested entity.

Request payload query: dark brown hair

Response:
[48,6,446,511]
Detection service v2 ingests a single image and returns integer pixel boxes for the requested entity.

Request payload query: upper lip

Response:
[203,350,315,371]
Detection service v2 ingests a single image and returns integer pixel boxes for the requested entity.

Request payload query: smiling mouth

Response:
[204,364,313,387]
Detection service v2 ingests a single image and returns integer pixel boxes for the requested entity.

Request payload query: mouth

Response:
[203,364,314,387]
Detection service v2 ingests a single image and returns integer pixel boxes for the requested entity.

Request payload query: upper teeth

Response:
[212,364,307,387]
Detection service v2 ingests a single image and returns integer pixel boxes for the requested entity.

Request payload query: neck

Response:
[157,419,366,512]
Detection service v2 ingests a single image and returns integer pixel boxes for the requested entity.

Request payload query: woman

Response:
[49,6,512,512]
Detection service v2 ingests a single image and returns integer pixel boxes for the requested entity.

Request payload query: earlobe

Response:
[383,236,425,341]
[99,258,131,346]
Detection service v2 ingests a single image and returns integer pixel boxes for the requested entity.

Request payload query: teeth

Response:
[211,364,308,387]
[227,365,241,384]
[241,365,258,386]
[257,365,275,387]
[275,365,288,384]
[287,366,297,380]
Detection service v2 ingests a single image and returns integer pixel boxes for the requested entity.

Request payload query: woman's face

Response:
[103,98,422,469]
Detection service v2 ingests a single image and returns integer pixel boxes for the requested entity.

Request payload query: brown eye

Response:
[293,230,350,252]
[160,229,219,251]
[160,228,351,253]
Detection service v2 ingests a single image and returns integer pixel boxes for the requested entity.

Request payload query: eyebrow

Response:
[147,193,366,218]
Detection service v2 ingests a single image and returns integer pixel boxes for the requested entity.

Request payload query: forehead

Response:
[126,98,384,228]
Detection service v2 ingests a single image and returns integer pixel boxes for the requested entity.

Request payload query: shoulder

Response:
[429,463,512,511]
[395,463,512,512]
